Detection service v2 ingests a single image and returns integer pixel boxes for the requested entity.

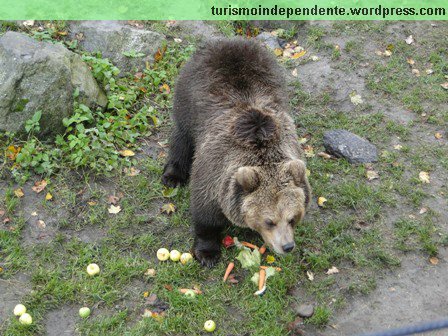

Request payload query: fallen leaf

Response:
[22,20,34,27]
[366,170,379,181]
[266,255,275,264]
[406,58,415,65]
[405,35,414,45]
[119,149,135,157]
[108,204,122,214]
[425,69,433,75]
[6,145,21,161]
[441,82,448,90]
[429,257,439,265]
[14,188,24,198]
[161,203,176,214]
[31,211,38,216]
[146,293,158,305]
[311,55,319,61]
[0,210,4,216]
[108,195,120,204]
[317,152,332,159]
[384,50,392,57]
[125,167,141,176]
[394,144,403,150]
[350,93,363,106]
[37,220,46,229]
[31,180,47,193]
[87,201,97,206]
[163,284,173,291]
[159,83,170,94]
[273,48,283,57]
[45,192,53,201]
[154,45,167,62]
[143,291,149,298]
[3,217,10,224]
[291,68,298,77]
[305,169,311,177]
[291,50,307,59]
[326,266,339,275]
[303,145,315,158]
[419,171,430,184]
[145,268,156,277]
[317,197,327,207]
[174,38,182,43]
[306,270,314,281]
[435,132,443,139]
[412,69,420,77]
[419,207,428,214]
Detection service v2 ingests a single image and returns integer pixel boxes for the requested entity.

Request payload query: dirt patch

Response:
[0,273,31,328]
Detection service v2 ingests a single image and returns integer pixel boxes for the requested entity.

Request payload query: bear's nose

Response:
[282,242,295,253]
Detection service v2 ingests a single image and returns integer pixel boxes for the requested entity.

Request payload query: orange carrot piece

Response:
[223,262,235,282]
[260,266,282,272]
[258,269,266,291]
[241,241,259,249]
[259,245,266,254]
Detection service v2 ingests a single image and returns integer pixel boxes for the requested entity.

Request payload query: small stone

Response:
[323,130,378,164]
[255,32,281,50]
[294,303,315,318]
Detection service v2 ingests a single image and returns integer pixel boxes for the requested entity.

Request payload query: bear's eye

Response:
[288,218,296,226]
[265,219,275,228]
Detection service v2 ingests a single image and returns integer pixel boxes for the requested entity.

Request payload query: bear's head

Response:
[234,159,311,254]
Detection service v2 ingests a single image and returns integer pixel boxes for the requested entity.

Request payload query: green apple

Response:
[184,289,196,298]
[19,313,32,325]
[13,304,26,316]
[86,263,100,276]
[157,248,170,261]
[180,252,193,265]
[79,307,91,318]
[170,250,181,262]
[204,320,216,332]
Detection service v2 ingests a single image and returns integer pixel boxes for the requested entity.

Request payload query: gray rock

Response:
[69,21,164,74]
[255,32,281,50]
[294,303,314,318]
[323,130,378,164]
[0,32,107,137]
[171,21,221,41]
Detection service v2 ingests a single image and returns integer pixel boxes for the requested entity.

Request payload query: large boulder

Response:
[69,21,165,74]
[0,32,107,138]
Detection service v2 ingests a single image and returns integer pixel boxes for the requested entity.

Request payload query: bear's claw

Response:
[194,248,221,268]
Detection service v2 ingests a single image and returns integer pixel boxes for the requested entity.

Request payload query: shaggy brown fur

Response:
[162,38,311,267]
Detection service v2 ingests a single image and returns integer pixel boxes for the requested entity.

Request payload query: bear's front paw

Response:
[194,247,221,268]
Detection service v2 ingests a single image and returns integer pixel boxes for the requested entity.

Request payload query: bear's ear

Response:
[235,166,260,192]
[283,160,306,185]
[283,159,311,208]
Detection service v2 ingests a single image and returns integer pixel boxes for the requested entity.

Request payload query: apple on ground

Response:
[204,320,216,332]
[180,252,193,265]
[170,250,181,262]
[86,263,100,276]
[13,304,26,316]
[79,307,91,318]
[157,248,170,261]
[19,313,32,325]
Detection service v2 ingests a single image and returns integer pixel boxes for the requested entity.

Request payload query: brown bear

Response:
[162,38,311,267]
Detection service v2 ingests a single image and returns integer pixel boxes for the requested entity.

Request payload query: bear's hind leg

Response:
[162,127,193,187]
